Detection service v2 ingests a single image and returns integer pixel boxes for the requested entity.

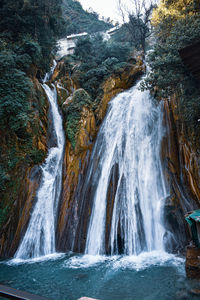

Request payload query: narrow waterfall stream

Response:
[85,80,168,256]
[14,83,65,259]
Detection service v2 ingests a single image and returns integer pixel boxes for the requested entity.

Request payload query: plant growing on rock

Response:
[63,89,92,149]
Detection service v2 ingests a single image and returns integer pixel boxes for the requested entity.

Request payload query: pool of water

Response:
[0,251,200,300]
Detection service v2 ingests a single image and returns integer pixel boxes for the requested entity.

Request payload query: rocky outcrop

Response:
[0,166,42,257]
[56,106,96,252]
[96,60,144,122]
[162,94,200,252]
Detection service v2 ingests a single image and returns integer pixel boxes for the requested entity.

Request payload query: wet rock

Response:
[186,245,200,279]
[162,97,200,252]
[190,289,200,295]
[96,60,145,122]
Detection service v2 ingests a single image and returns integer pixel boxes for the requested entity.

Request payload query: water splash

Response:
[63,252,184,271]
[85,82,167,255]
[15,84,65,259]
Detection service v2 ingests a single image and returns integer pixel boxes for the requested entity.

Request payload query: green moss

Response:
[65,116,80,149]
[30,148,47,165]
[0,204,10,227]
[64,89,92,149]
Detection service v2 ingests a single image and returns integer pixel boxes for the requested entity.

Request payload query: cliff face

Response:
[1,53,199,257]
[55,57,145,253]
[0,55,145,258]
[162,94,200,252]
[0,79,49,258]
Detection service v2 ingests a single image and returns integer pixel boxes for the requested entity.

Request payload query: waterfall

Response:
[85,81,167,256]
[43,60,57,83]
[15,83,65,259]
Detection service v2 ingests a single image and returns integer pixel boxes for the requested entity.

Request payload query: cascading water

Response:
[85,81,168,256]
[15,82,65,259]
[43,60,57,83]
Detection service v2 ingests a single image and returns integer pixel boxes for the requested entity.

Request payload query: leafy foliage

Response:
[0,0,65,71]
[62,0,112,35]
[0,0,65,213]
[144,3,200,145]
[0,51,32,133]
[64,33,134,149]
[0,203,9,227]
[152,0,198,27]
[72,35,131,99]
[63,89,92,148]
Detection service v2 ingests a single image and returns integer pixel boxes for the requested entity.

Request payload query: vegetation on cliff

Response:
[72,34,131,98]
[64,89,92,149]
[143,0,200,145]
[62,0,112,35]
[0,0,125,228]
[60,32,143,148]
[0,0,65,224]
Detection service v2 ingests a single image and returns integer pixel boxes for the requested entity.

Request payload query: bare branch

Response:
[117,0,157,52]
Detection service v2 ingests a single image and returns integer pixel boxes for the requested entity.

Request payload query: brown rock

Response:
[190,289,200,295]
[186,245,200,279]
[96,61,145,122]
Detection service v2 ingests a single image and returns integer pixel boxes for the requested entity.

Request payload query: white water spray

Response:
[85,81,167,256]
[15,83,65,259]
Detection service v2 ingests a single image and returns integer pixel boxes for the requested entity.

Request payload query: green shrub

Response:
[143,15,200,97]
[143,13,200,146]
[30,148,46,165]
[62,0,112,35]
[0,52,32,133]
[72,35,132,99]
[0,204,9,226]
[64,89,92,149]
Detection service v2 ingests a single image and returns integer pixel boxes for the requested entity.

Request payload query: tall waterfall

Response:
[15,84,65,259]
[85,81,167,256]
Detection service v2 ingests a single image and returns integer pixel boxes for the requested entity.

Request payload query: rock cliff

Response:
[162,93,200,252]
[0,54,145,257]
[55,55,145,253]
[0,79,49,258]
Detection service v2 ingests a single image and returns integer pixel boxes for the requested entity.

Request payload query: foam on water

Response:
[7,253,66,266]
[63,252,184,272]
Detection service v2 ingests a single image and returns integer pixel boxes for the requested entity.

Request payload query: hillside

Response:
[62,0,112,35]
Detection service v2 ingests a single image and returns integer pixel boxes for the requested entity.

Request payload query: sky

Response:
[79,0,156,23]
[79,0,127,23]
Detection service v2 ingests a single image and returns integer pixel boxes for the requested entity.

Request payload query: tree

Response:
[118,0,157,52]
[151,0,199,40]
[143,0,200,146]
[152,0,199,27]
